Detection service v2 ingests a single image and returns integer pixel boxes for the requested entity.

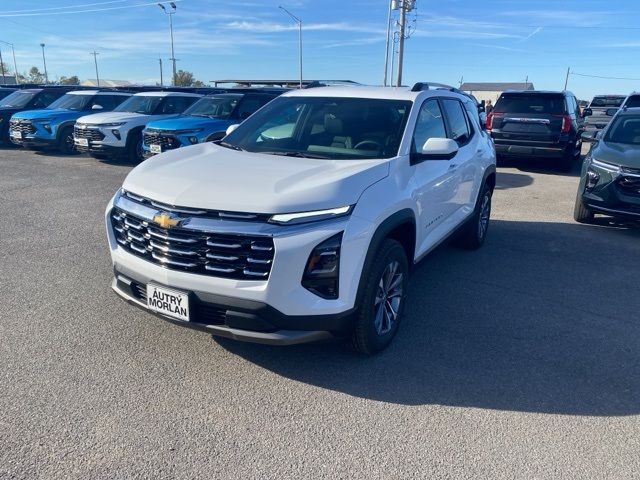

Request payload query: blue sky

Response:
[1,0,639,100]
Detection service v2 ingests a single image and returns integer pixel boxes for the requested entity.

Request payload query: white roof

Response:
[68,90,99,95]
[133,91,202,97]
[66,90,130,96]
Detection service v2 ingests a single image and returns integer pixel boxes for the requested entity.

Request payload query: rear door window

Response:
[411,99,446,154]
[590,96,625,107]
[441,99,471,145]
[494,94,565,114]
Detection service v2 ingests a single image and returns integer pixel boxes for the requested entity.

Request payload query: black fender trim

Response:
[353,209,416,309]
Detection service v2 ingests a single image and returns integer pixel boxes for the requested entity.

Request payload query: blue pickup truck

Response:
[141,90,285,158]
[9,89,131,154]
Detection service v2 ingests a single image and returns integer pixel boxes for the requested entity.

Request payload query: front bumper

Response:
[112,272,351,345]
[106,191,375,343]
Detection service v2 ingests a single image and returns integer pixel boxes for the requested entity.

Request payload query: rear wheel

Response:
[350,239,408,355]
[574,191,594,223]
[560,141,580,172]
[454,182,492,250]
[58,126,78,155]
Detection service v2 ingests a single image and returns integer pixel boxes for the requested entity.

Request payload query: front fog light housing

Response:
[43,124,51,133]
[188,136,199,144]
[302,232,342,299]
[112,129,121,140]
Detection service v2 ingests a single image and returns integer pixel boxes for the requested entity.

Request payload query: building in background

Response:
[81,79,132,87]
[0,75,17,85]
[460,82,535,104]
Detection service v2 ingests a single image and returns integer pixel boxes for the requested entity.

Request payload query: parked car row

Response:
[0,85,289,162]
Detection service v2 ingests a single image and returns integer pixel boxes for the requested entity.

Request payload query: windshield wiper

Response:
[258,151,330,159]
[219,141,243,151]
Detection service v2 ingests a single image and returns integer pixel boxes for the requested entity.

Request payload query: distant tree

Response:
[174,69,205,87]
[0,61,12,76]
[27,66,45,84]
[59,75,80,85]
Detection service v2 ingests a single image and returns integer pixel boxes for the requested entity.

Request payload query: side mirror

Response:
[420,138,459,160]
[92,104,103,110]
[605,108,618,117]
[225,124,239,136]
[581,131,600,143]
[582,108,592,117]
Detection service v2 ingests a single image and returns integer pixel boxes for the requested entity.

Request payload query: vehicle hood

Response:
[595,141,640,169]
[77,111,151,125]
[12,108,80,121]
[123,143,390,213]
[146,116,231,132]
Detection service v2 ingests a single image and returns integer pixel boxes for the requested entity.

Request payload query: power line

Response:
[417,18,640,31]
[570,72,640,81]
[2,1,132,15]
[0,1,183,18]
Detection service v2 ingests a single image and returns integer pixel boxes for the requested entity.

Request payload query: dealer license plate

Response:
[9,130,22,139]
[146,284,190,321]
[74,137,89,147]
[150,144,162,154]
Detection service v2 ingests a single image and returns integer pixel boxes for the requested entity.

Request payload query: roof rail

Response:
[411,82,458,92]
[303,80,361,89]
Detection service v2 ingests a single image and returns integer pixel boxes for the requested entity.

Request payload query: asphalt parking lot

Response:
[1,147,639,479]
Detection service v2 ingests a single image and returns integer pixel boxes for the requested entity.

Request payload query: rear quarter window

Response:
[494,94,565,114]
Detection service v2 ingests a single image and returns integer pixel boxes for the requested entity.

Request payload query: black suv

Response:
[487,90,585,169]
[0,86,77,146]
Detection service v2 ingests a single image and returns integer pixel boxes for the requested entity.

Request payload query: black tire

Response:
[126,131,144,163]
[58,126,78,155]
[573,191,594,223]
[559,141,580,172]
[350,239,409,355]
[454,182,492,250]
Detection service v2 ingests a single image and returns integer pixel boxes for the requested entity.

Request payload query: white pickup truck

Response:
[106,84,497,353]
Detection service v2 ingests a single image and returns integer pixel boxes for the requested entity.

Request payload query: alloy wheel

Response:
[373,260,403,336]
[479,192,491,240]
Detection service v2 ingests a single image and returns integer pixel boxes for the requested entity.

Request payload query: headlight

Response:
[302,232,342,299]
[269,205,352,225]
[97,122,125,127]
[590,157,619,173]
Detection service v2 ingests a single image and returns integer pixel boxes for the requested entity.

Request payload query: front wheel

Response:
[350,239,409,354]
[573,191,594,223]
[58,126,78,155]
[126,132,144,163]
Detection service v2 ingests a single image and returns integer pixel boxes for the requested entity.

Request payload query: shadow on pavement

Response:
[495,172,533,190]
[218,219,640,416]
[498,156,583,177]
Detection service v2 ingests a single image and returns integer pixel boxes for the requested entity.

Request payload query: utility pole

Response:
[383,0,393,86]
[395,0,415,88]
[0,47,5,85]
[564,67,570,90]
[40,43,49,84]
[90,50,100,86]
[158,3,177,86]
[159,57,163,86]
[279,6,303,89]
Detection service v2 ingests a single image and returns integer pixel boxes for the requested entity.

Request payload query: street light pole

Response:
[158,3,177,86]
[91,50,100,86]
[0,47,5,85]
[279,6,302,89]
[0,40,19,84]
[40,43,49,84]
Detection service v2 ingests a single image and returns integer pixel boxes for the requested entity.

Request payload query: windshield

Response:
[0,90,37,108]
[590,96,625,108]
[185,95,240,118]
[605,116,640,145]
[494,94,565,114]
[222,97,412,160]
[625,95,640,108]
[47,93,93,111]
[114,95,163,114]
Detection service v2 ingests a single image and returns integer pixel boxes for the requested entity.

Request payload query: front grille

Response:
[617,175,640,196]
[130,282,226,325]
[74,126,105,141]
[9,120,35,135]
[111,207,275,280]
[143,130,179,150]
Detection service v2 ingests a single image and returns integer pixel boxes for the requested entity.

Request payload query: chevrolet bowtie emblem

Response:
[153,212,180,229]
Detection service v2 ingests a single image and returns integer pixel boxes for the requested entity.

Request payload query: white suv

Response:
[75,91,201,162]
[106,84,496,353]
